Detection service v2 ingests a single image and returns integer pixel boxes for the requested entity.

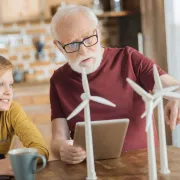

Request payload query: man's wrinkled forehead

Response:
[56,14,96,44]
[64,29,96,45]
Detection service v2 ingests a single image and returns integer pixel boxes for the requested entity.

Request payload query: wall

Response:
[140,0,167,71]
[164,0,180,147]
[0,0,93,23]
[0,18,118,82]
[0,0,40,23]
[44,0,93,18]
[0,0,139,83]
[0,23,64,82]
[140,0,172,145]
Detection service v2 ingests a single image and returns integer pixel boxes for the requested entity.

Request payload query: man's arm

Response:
[160,74,180,88]
[129,47,180,130]
[51,118,70,158]
[51,118,86,164]
[159,74,180,130]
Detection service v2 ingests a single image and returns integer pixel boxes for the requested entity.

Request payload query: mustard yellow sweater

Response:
[0,101,49,160]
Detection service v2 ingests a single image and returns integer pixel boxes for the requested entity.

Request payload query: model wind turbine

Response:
[126,78,158,180]
[67,67,116,180]
[127,66,180,180]
[141,65,180,174]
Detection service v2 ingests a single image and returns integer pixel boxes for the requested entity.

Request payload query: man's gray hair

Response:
[51,5,99,39]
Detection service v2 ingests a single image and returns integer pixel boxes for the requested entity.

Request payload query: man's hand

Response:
[60,140,86,164]
[165,100,180,130]
[0,158,13,176]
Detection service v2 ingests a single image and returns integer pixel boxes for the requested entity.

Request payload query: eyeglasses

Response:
[57,30,98,53]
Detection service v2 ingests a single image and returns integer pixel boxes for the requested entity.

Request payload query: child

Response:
[0,56,49,175]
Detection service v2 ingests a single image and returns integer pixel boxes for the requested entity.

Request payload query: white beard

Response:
[65,44,103,74]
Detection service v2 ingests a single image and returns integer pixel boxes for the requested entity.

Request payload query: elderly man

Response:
[50,5,180,164]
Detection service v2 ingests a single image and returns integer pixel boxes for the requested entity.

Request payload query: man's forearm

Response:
[51,118,71,158]
[51,138,68,158]
[160,74,180,88]
[159,74,180,101]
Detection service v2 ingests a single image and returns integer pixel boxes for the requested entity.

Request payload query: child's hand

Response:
[0,158,13,176]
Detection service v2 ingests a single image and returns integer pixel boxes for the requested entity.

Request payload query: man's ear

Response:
[96,26,101,38]
[53,40,63,53]
[96,25,100,33]
[53,40,56,45]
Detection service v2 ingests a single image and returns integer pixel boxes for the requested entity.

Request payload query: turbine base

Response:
[159,169,170,175]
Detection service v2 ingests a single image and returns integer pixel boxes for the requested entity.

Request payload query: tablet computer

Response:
[73,119,129,160]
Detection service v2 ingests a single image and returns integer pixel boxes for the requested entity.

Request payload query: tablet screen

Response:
[74,119,129,160]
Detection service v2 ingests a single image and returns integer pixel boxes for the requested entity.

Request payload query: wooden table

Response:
[36,146,180,180]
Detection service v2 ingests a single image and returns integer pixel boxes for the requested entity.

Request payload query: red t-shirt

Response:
[50,46,166,151]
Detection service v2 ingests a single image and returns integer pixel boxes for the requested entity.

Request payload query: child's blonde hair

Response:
[0,56,13,72]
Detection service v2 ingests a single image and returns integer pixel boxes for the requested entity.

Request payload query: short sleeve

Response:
[130,48,166,91]
[50,77,65,120]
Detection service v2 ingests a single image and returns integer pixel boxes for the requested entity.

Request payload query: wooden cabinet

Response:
[1,0,40,23]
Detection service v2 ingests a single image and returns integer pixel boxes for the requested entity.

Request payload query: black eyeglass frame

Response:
[56,30,99,53]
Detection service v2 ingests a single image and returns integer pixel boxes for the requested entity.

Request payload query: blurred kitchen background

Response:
[0,0,180,149]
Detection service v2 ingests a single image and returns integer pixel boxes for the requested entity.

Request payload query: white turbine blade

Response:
[163,85,180,92]
[145,101,153,132]
[67,100,88,120]
[153,85,180,99]
[153,97,161,109]
[141,97,161,118]
[153,65,163,90]
[141,111,146,119]
[90,96,116,107]
[126,78,153,100]
[163,92,180,99]
[82,68,90,95]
